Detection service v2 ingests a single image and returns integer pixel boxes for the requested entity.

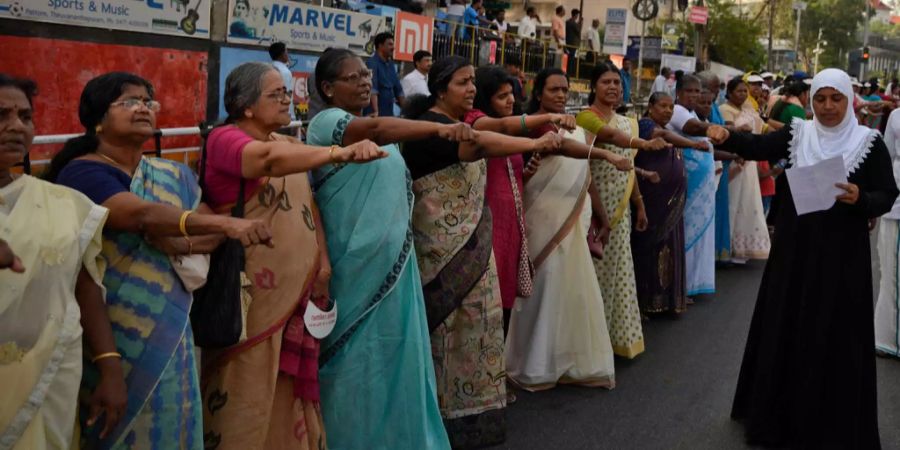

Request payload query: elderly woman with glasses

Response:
[199,61,385,450]
[45,71,273,449]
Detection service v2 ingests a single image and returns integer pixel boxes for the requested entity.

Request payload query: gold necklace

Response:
[95,152,134,175]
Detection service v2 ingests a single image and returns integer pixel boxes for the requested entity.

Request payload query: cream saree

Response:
[505,127,616,390]
[720,102,771,260]
[0,175,107,450]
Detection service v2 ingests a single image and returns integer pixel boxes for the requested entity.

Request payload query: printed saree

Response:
[505,127,616,390]
[410,152,506,449]
[577,110,646,358]
[78,157,203,449]
[201,136,323,450]
[633,118,688,314]
[307,108,450,450]
[0,176,106,450]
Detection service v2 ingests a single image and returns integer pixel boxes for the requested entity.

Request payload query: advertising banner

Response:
[0,0,210,38]
[603,8,629,56]
[627,36,662,61]
[661,53,696,74]
[218,47,318,120]
[226,0,389,56]
[393,11,433,62]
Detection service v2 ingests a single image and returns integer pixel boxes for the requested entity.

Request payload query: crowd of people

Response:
[1,39,898,450]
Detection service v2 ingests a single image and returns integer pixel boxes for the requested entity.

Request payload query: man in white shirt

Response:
[651,67,670,96]
[583,19,601,61]
[518,6,538,39]
[268,42,295,120]
[401,50,432,98]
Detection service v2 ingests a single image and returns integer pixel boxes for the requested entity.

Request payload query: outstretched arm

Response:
[719,124,792,162]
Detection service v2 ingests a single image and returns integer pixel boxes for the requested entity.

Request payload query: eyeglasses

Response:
[265,89,293,102]
[335,70,373,85]
[110,99,161,112]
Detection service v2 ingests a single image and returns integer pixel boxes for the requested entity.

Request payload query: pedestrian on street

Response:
[565,9,582,75]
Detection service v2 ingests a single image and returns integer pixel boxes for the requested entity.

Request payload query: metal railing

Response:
[431,18,604,80]
[21,121,305,173]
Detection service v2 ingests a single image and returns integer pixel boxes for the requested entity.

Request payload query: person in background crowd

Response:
[761,72,775,90]
[199,62,386,449]
[446,0,467,39]
[505,58,526,105]
[518,6,539,40]
[666,74,730,298]
[0,74,124,450]
[725,68,896,450]
[401,55,568,449]
[552,6,566,51]
[308,48,490,450]
[633,92,709,315]
[45,71,272,449]
[463,0,488,41]
[620,58,633,104]
[367,32,404,117]
[268,42,295,121]
[506,67,625,393]
[577,61,646,358]
[876,107,900,360]
[402,50,432,98]
[565,9,582,75]
[719,77,771,263]
[652,67,670,95]
[585,19,602,62]
[492,9,508,36]
[668,70,681,97]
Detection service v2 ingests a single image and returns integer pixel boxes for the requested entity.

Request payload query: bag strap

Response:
[507,158,527,237]
[199,122,246,219]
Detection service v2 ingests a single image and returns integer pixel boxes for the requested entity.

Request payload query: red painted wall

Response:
[0,36,207,162]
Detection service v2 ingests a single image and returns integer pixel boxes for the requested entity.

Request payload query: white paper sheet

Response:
[785,155,848,215]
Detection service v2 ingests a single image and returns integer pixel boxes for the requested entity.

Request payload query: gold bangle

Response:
[629,137,636,149]
[91,352,122,363]
[184,237,194,255]
[179,210,192,237]
[329,145,340,164]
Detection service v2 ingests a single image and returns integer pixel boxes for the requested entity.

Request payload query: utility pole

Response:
[813,28,825,74]
[862,0,871,79]
[768,0,776,71]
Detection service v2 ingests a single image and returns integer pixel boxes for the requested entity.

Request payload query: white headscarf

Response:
[789,68,879,174]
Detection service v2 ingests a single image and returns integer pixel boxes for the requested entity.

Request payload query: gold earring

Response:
[95,124,102,134]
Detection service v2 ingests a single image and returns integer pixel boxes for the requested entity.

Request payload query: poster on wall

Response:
[602,8,628,56]
[226,0,389,56]
[0,0,210,38]
[218,47,318,120]
[661,53,696,74]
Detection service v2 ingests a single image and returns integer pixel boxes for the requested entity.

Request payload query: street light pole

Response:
[813,28,826,74]
[768,0,776,71]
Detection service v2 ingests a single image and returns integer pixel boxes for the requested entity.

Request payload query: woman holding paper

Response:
[722,68,897,449]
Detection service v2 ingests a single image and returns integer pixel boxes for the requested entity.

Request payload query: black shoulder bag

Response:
[190,123,247,348]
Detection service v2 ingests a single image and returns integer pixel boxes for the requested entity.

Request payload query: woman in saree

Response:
[719,78,771,262]
[665,74,730,297]
[44,72,273,449]
[200,62,385,450]
[0,75,124,449]
[632,92,709,315]
[505,67,638,392]
[724,68,895,449]
[466,66,667,330]
[400,56,569,449]
[305,48,478,450]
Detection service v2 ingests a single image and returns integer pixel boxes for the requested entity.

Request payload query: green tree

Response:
[799,0,865,69]
[705,0,767,69]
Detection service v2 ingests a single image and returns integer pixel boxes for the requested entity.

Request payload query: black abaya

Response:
[722,124,898,449]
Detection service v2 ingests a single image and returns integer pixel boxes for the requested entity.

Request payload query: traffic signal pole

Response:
[862,0,870,79]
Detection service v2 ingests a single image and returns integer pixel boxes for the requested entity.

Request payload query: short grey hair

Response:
[696,71,720,90]
[224,62,277,123]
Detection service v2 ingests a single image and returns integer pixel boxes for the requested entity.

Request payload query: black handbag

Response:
[190,124,247,348]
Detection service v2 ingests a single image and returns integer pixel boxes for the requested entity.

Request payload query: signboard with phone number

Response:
[0,0,211,39]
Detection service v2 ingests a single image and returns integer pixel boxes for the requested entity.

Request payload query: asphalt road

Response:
[488,260,900,450]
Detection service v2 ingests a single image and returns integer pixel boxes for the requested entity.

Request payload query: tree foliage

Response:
[705,0,767,70]
[799,0,865,69]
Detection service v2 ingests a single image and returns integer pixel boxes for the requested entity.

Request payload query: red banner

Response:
[689,6,709,25]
